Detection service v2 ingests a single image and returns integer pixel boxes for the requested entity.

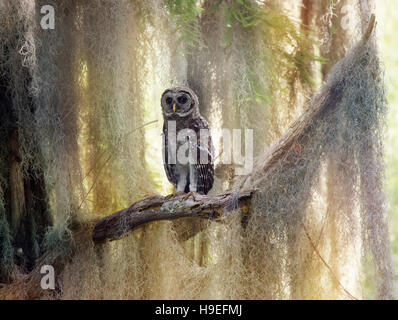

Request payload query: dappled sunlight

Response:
[0,0,396,300]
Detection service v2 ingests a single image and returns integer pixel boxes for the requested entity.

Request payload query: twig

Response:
[78,120,158,209]
[363,14,375,42]
[81,120,158,182]
[301,222,359,300]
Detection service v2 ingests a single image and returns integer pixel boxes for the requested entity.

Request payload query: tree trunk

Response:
[0,35,52,278]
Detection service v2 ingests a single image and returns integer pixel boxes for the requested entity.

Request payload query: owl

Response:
[161,87,214,195]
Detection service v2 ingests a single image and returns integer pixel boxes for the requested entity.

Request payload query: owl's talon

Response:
[182,192,196,201]
[166,191,186,200]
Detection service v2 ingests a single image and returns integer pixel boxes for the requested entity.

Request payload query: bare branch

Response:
[92,191,254,242]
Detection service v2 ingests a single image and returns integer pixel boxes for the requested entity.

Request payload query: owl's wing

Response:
[162,126,178,188]
[194,161,214,195]
[192,118,215,195]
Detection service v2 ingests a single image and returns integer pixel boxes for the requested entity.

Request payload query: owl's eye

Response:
[177,96,188,104]
[166,97,173,104]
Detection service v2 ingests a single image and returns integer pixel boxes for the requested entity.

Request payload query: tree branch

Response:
[93,191,254,242]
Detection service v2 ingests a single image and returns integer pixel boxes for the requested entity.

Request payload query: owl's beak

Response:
[173,104,176,112]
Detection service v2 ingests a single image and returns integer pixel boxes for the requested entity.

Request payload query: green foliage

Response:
[223,0,322,90]
[164,0,327,157]
[166,0,323,98]
[164,0,204,51]
[221,0,324,151]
